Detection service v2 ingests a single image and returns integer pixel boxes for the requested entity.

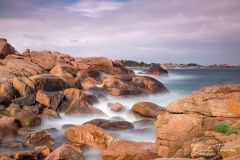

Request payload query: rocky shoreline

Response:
[0,38,240,160]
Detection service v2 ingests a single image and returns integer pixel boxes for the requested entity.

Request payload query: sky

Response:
[1,0,240,65]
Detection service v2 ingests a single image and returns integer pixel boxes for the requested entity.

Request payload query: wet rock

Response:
[11,94,36,106]
[0,38,16,59]
[103,75,168,96]
[220,139,240,159]
[133,119,156,127]
[25,130,55,147]
[102,140,157,160]
[166,84,240,117]
[15,110,41,127]
[65,98,105,116]
[132,102,166,118]
[29,74,67,92]
[109,102,124,112]
[84,119,134,130]
[12,77,35,96]
[45,142,85,160]
[36,90,64,111]
[64,124,118,150]
[0,116,21,138]
[30,50,56,70]
[143,64,168,76]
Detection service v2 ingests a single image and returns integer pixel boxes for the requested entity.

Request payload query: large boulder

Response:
[45,142,85,160]
[143,64,168,76]
[15,110,41,127]
[102,75,168,96]
[0,38,16,59]
[0,82,17,104]
[155,114,203,157]
[84,119,134,130]
[102,140,157,160]
[36,90,64,111]
[64,124,118,150]
[30,50,56,70]
[64,98,105,116]
[12,77,35,96]
[166,84,240,117]
[132,102,166,118]
[50,63,82,89]
[29,74,67,92]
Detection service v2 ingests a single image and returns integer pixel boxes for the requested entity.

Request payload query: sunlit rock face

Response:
[155,84,240,159]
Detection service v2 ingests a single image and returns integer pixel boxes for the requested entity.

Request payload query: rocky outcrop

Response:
[0,38,16,59]
[84,118,134,130]
[143,64,168,76]
[102,75,168,96]
[155,84,240,159]
[166,84,240,117]
[64,124,118,150]
[29,74,67,92]
[132,102,166,118]
[102,140,157,160]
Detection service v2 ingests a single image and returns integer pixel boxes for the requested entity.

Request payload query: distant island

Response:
[121,60,240,69]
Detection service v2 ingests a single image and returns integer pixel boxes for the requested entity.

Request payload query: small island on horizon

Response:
[121,60,240,69]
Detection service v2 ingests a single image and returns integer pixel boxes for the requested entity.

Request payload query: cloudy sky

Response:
[1,0,240,65]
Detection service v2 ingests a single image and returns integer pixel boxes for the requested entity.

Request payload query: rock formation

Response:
[155,84,240,159]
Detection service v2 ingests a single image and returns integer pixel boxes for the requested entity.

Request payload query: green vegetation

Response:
[213,121,239,135]
[121,60,152,68]
[213,121,230,133]
[226,126,240,135]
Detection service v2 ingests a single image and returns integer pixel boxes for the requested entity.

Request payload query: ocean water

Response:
[3,68,240,158]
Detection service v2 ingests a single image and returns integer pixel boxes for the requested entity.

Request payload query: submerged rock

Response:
[25,130,55,147]
[84,118,134,130]
[143,64,168,76]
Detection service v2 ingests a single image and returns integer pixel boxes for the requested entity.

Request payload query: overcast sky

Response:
[1,0,240,65]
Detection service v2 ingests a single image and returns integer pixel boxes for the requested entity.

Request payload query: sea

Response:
[2,68,240,158]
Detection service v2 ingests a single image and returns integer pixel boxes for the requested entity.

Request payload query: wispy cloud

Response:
[0,0,240,65]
